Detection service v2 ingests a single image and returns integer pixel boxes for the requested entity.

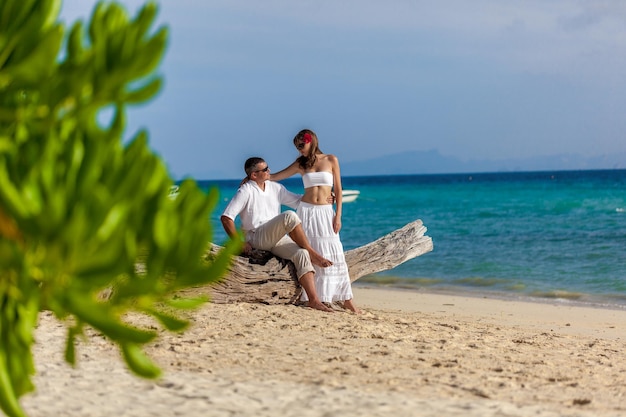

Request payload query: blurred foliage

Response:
[0,1,239,416]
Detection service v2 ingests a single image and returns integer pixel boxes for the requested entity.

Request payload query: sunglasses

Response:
[254,166,270,173]
[296,143,306,150]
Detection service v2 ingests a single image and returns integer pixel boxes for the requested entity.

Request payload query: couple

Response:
[220,129,359,313]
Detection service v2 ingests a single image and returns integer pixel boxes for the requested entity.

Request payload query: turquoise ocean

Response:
[199,169,626,308]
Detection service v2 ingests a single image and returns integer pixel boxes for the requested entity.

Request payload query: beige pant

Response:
[248,211,314,280]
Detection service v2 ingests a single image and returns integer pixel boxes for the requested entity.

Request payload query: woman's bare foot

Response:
[342,299,361,314]
[307,301,334,312]
[310,252,333,268]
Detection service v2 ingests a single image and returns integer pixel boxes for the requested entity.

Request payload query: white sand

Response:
[22,287,626,416]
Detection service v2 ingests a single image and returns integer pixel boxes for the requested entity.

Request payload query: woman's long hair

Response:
[293,129,323,170]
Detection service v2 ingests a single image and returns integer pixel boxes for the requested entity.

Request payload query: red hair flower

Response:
[302,132,312,143]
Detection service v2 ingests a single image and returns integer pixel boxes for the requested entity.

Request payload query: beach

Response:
[23,287,626,417]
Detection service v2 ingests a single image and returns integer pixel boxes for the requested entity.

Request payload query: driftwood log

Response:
[180,219,433,304]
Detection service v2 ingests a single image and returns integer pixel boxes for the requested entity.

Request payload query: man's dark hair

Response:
[244,157,265,177]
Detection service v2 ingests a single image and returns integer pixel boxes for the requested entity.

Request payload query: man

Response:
[221,157,334,312]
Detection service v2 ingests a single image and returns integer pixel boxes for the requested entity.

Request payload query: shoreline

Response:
[22,287,626,417]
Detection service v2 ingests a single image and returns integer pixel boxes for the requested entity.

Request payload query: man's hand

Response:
[242,242,253,256]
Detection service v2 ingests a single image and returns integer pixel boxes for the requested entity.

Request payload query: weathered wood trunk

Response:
[179,219,433,304]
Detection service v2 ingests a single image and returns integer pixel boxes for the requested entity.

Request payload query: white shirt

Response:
[222,180,301,232]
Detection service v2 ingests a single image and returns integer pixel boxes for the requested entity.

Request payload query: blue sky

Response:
[60,1,626,179]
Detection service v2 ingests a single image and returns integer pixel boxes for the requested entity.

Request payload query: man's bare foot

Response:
[310,252,333,268]
[342,299,362,314]
[307,301,334,312]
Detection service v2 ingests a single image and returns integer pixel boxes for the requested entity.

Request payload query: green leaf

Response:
[8,24,63,83]
[124,77,161,103]
[65,294,157,344]
[41,0,62,30]
[96,203,128,241]
[64,327,78,366]
[0,161,29,219]
[0,352,26,417]
[134,2,158,39]
[0,137,16,155]
[121,343,161,379]
[146,308,189,332]
[175,238,239,289]
[127,27,167,80]
[152,209,173,251]
[66,21,86,64]
[165,296,208,310]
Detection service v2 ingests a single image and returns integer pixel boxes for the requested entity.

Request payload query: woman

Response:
[271,129,359,313]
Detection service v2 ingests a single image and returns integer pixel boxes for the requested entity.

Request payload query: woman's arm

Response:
[270,160,300,181]
[330,155,343,234]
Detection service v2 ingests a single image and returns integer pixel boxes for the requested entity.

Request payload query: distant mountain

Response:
[340,149,626,177]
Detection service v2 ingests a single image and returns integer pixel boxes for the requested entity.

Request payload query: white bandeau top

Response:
[302,171,333,188]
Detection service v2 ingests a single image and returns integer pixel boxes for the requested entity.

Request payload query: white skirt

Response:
[297,202,353,303]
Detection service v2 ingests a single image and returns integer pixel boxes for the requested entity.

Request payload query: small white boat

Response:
[342,189,360,203]
[168,185,179,200]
